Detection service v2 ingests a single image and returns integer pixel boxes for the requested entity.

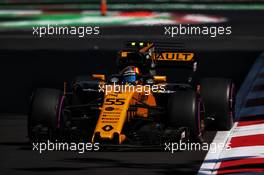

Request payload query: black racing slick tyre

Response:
[200,78,235,130]
[28,88,65,141]
[167,90,203,140]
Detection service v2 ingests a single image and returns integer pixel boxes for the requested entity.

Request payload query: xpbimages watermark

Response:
[32,140,100,154]
[164,140,231,154]
[32,25,100,37]
[98,83,166,95]
[164,24,232,38]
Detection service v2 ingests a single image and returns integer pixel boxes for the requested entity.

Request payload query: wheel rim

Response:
[56,95,65,129]
[229,83,235,120]
[197,97,205,137]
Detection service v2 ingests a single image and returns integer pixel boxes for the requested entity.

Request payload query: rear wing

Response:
[118,41,196,70]
[153,52,194,62]
[120,41,195,62]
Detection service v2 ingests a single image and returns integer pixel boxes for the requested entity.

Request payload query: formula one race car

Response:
[28,42,235,145]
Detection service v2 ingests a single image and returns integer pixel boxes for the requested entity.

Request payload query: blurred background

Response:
[0,0,263,113]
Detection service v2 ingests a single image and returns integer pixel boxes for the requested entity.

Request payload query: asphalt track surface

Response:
[0,8,263,175]
[0,115,215,175]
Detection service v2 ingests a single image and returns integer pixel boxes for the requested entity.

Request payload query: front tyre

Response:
[167,90,204,141]
[28,88,65,141]
[200,78,235,130]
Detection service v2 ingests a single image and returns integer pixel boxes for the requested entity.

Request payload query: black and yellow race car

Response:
[28,42,235,145]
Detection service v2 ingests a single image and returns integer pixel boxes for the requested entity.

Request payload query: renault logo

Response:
[102,125,113,131]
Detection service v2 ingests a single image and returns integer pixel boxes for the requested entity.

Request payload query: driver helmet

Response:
[121,66,140,84]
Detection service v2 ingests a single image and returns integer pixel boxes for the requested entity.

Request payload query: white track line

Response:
[219,146,264,160]
[232,128,264,138]
[197,130,233,174]
[235,123,264,131]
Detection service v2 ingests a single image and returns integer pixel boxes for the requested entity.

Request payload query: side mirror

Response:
[92,74,105,81]
[153,76,166,83]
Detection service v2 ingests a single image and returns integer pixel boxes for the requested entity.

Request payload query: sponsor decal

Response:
[155,52,194,61]
[102,121,117,123]
[105,107,115,111]
[102,125,114,131]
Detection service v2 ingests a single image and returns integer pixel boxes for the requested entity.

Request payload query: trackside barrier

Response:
[198,52,264,175]
[236,52,264,118]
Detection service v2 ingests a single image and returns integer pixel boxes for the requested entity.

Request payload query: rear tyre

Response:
[28,88,65,141]
[200,78,235,130]
[167,90,203,141]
